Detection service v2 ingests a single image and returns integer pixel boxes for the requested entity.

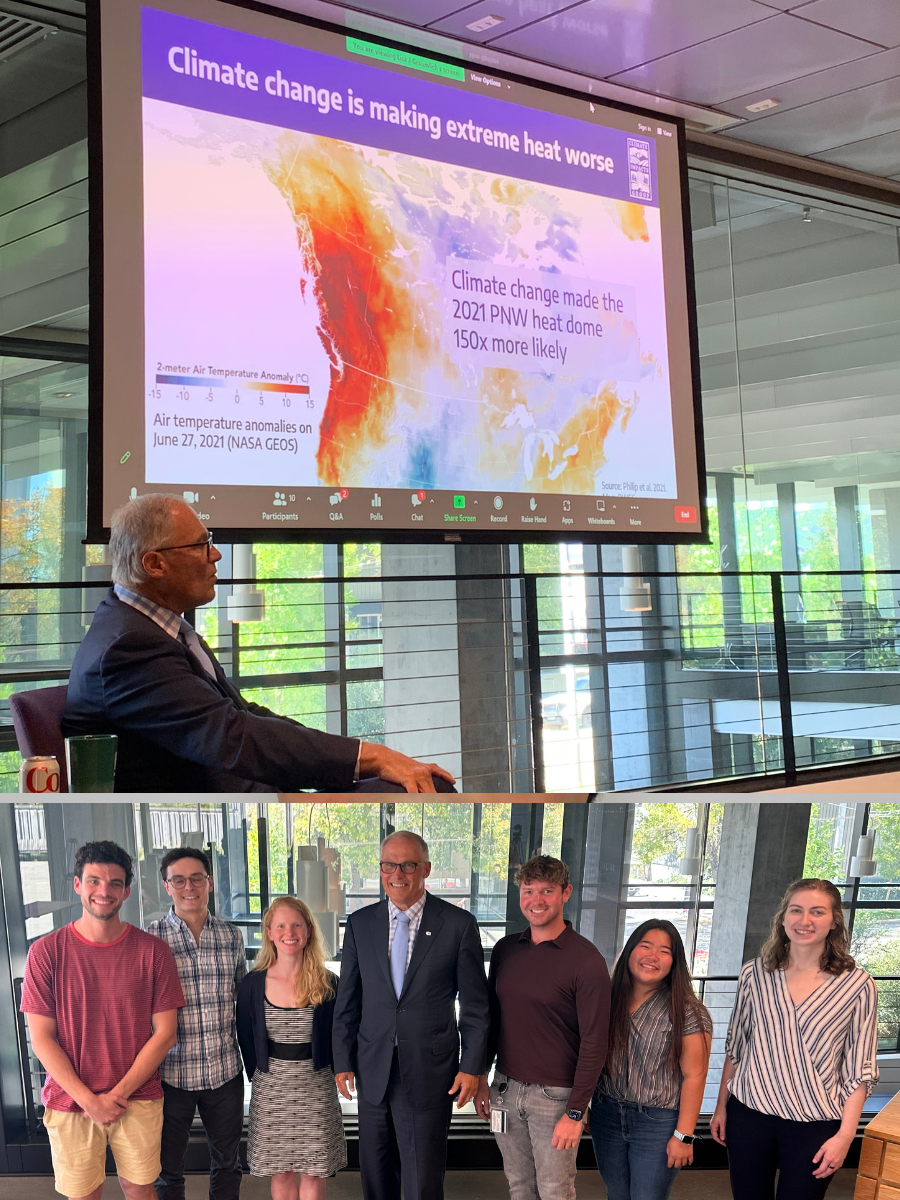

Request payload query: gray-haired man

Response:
[64,494,456,793]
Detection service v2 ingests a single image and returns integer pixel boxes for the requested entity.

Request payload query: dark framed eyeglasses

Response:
[379,860,425,875]
[165,872,210,889]
[154,531,215,555]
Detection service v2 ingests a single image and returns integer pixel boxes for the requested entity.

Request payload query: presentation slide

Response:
[96,0,704,541]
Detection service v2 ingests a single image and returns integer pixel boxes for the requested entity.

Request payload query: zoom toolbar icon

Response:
[411,490,425,507]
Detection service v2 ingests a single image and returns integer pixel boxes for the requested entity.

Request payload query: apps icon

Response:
[563,500,571,512]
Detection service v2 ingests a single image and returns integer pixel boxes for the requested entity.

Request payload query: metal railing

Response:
[0,567,898,791]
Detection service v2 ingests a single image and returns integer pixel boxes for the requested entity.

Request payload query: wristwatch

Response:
[566,1109,584,1122]
[673,1130,696,1145]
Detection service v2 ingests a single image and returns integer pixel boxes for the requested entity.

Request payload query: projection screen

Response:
[90,0,706,543]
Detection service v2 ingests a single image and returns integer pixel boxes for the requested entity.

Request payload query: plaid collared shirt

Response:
[114,583,182,638]
[146,908,247,1091]
[387,892,426,972]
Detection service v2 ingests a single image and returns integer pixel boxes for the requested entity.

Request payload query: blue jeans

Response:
[591,1093,679,1200]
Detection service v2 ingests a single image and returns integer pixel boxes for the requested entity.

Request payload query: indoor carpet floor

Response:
[0,1167,858,1198]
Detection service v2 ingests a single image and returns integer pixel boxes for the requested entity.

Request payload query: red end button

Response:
[674,505,697,523]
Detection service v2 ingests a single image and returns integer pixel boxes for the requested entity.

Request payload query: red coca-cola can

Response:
[19,756,61,794]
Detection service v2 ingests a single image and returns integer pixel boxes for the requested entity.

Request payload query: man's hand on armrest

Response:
[357,743,456,793]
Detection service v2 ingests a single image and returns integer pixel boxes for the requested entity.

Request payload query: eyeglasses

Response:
[379,860,425,874]
[154,531,215,555]
[166,873,210,889]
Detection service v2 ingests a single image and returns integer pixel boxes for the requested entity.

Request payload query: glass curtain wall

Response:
[3,798,899,1144]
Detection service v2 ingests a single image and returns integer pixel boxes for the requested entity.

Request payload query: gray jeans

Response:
[489,1073,579,1200]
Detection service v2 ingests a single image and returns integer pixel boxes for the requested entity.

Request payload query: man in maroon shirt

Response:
[474,855,610,1200]
[21,840,184,1200]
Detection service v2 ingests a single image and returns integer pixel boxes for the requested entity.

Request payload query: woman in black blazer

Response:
[236,897,345,1200]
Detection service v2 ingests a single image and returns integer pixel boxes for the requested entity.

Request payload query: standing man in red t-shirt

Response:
[21,840,185,1200]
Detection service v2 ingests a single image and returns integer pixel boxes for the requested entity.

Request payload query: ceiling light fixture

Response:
[802,207,812,222]
[680,827,702,876]
[746,97,780,113]
[850,832,877,878]
[54,391,74,397]
[466,14,504,32]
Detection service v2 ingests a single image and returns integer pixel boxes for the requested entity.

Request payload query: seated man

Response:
[64,494,456,793]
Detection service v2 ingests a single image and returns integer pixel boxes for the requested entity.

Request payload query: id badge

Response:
[491,1109,508,1134]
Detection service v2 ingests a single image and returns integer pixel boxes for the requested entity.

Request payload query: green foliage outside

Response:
[802,813,845,882]
[630,803,699,882]
[542,804,564,859]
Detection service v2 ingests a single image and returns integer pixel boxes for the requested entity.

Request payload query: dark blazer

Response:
[63,589,359,792]
[332,892,490,1108]
[236,967,338,1079]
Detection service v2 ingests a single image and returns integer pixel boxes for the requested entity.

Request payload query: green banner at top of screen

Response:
[346,36,466,81]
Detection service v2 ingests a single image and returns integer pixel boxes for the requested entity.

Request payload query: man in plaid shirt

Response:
[147,847,247,1200]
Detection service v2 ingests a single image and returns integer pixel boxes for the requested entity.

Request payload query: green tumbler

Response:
[65,734,118,793]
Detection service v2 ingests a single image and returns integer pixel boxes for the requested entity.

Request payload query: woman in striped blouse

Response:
[711,877,879,1199]
[591,919,712,1200]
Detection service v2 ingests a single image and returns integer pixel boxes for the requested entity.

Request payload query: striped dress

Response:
[248,1000,346,1177]
[725,958,879,1122]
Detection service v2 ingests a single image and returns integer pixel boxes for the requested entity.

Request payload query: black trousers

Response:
[357,1051,453,1200]
[155,1073,244,1200]
[726,1096,842,1200]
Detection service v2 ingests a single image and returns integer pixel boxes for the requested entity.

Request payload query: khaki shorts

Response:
[43,1098,164,1196]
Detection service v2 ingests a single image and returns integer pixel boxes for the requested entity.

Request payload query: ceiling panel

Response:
[812,129,900,176]
[429,0,576,42]
[609,13,881,105]
[725,73,900,155]
[748,0,809,9]
[337,0,467,24]
[794,0,900,49]
[719,46,900,119]
[488,0,771,80]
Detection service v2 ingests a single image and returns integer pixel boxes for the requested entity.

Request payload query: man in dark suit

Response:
[333,830,490,1200]
[63,494,456,792]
